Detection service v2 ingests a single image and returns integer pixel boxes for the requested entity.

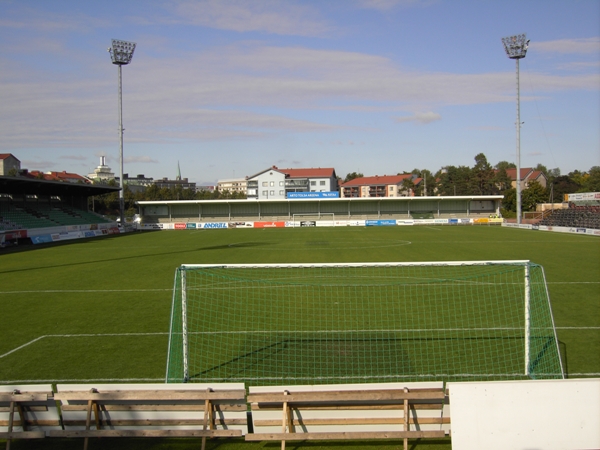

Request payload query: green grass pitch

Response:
[1,225,598,449]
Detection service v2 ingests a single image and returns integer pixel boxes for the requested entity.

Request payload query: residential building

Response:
[247,167,287,200]
[505,168,548,190]
[124,174,154,193]
[217,177,247,195]
[246,166,339,200]
[340,174,421,198]
[0,154,21,176]
[27,170,91,184]
[154,177,196,190]
[282,167,338,194]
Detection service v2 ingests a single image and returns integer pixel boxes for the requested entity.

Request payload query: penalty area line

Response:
[0,288,171,294]
[0,333,168,359]
[1,378,166,385]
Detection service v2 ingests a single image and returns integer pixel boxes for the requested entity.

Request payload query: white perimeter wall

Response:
[448,378,600,450]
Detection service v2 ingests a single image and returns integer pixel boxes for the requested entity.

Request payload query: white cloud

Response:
[531,37,600,55]
[172,0,332,36]
[124,156,159,164]
[1,43,597,152]
[395,111,442,124]
[356,0,436,10]
[59,155,89,161]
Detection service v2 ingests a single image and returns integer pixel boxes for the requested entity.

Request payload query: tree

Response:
[495,161,516,171]
[411,168,433,196]
[437,166,472,196]
[344,172,363,183]
[492,168,512,194]
[502,188,516,214]
[400,177,415,196]
[568,170,587,187]
[472,153,495,195]
[533,163,549,176]
[521,180,548,211]
[550,175,579,202]
[580,166,600,192]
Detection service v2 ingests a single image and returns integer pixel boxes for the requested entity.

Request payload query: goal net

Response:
[166,261,563,385]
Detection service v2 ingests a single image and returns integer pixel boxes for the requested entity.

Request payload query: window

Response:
[270,190,275,196]
[270,181,274,187]
[320,180,325,186]
[311,181,316,186]
[262,190,268,196]
[279,190,284,195]
[279,181,284,186]
[262,181,268,187]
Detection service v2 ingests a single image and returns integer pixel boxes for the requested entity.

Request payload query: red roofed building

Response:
[0,153,21,176]
[246,166,338,200]
[41,171,91,184]
[340,174,422,198]
[505,168,547,191]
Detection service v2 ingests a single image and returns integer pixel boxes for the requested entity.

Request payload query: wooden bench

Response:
[0,384,61,450]
[49,383,247,450]
[246,382,449,450]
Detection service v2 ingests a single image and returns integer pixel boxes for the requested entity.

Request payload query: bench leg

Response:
[403,388,409,450]
[6,400,15,450]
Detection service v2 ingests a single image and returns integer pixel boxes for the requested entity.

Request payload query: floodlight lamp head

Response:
[109,39,136,65]
[502,34,529,59]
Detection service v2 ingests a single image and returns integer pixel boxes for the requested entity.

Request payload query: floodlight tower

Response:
[502,33,529,225]
[108,39,136,225]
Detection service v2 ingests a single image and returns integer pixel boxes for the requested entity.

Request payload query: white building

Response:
[87,156,115,182]
[246,166,339,200]
[217,177,247,195]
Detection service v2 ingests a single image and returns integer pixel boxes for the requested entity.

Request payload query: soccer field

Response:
[1,226,598,449]
[1,225,598,386]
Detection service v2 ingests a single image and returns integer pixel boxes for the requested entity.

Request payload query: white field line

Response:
[0,288,171,294]
[1,378,166,384]
[6,371,600,384]
[3,327,598,361]
[5,374,600,384]
[0,281,597,295]
[186,326,600,335]
[0,333,168,359]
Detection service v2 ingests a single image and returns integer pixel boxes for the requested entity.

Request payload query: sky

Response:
[1,0,599,186]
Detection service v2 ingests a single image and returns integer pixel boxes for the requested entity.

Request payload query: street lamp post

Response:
[108,39,136,225]
[502,33,529,225]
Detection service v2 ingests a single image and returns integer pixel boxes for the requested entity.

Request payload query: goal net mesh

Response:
[166,262,563,385]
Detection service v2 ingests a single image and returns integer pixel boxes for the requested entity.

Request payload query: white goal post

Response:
[166,260,564,385]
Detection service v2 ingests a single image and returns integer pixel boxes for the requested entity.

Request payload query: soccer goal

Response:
[166,261,564,385]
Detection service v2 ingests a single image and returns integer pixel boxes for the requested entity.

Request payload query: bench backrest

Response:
[248,382,449,435]
[0,384,61,433]
[55,383,247,434]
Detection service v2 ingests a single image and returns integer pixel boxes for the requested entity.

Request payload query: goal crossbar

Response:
[166,260,564,385]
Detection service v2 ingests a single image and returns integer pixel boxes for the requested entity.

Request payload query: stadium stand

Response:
[539,204,600,229]
[0,202,111,230]
[0,385,62,447]
[246,382,449,450]
[50,383,247,450]
[0,177,118,235]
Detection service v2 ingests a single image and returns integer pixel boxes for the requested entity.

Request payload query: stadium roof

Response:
[138,194,504,206]
[0,176,119,197]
